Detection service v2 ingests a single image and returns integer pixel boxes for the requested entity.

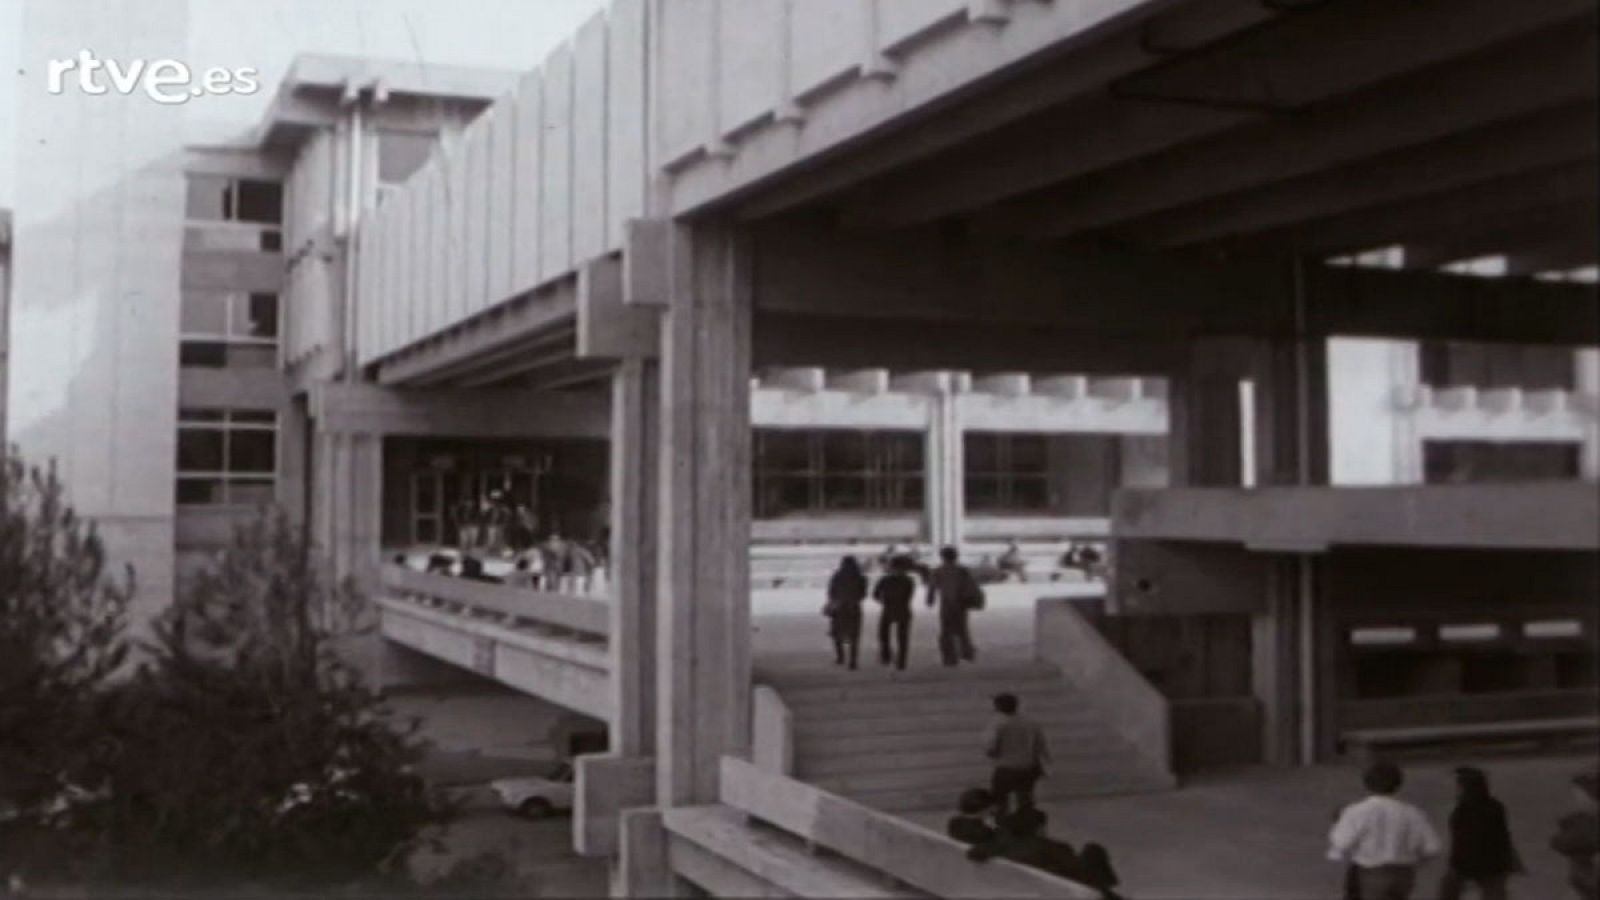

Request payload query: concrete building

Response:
[7,0,1598,896]
[0,208,10,438]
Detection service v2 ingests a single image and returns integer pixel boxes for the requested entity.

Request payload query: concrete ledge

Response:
[1114,484,1600,552]
[718,757,1099,898]
[575,754,656,858]
[664,806,917,899]
[751,686,794,775]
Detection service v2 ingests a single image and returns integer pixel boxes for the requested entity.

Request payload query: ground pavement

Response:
[905,752,1591,900]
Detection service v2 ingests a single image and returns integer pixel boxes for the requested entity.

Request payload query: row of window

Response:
[752,429,1077,517]
[176,409,277,506]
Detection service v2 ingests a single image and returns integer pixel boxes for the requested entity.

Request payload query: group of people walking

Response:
[823,546,987,670]
[1327,761,1598,900]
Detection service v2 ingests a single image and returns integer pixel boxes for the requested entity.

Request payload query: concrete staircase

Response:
[765,660,1174,813]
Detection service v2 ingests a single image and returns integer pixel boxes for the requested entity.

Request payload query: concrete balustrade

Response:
[971,372,1031,396]
[1088,376,1143,404]
[382,564,610,637]
[1035,374,1088,400]
[1435,385,1477,412]
[826,368,891,394]
[692,757,1101,898]
[751,685,795,776]
[759,367,827,392]
[1035,598,1175,780]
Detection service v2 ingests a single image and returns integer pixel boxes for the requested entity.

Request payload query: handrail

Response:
[380,564,608,638]
[718,757,1100,899]
[750,685,794,776]
[1035,597,1172,777]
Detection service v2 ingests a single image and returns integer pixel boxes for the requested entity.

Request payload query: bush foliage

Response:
[2,450,451,891]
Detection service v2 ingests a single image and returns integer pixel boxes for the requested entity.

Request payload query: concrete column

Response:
[1326,337,1422,485]
[311,428,383,592]
[1578,347,1599,480]
[609,359,659,755]
[925,377,963,548]
[655,223,753,806]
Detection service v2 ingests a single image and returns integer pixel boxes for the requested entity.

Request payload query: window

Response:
[176,408,277,505]
[179,290,279,369]
[378,130,436,184]
[753,429,923,517]
[185,174,282,251]
[1422,440,1581,484]
[965,432,1052,513]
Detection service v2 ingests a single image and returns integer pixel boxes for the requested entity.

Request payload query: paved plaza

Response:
[907,752,1590,900]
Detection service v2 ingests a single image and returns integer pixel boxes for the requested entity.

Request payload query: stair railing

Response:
[1035,596,1172,778]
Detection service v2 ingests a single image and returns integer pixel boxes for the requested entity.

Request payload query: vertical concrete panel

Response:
[540,43,575,280]
[486,99,516,304]
[405,174,425,349]
[1327,337,1418,485]
[511,69,544,293]
[572,14,609,262]
[719,0,784,136]
[789,0,870,101]
[606,0,649,247]
[11,0,187,625]
[653,0,715,166]
[877,0,967,52]
[447,146,468,322]
[464,121,490,313]
[427,165,449,335]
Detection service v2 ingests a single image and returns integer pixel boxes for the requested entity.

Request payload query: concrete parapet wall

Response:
[1035,597,1173,778]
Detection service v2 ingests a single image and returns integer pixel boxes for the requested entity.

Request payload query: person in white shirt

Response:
[1329,761,1442,900]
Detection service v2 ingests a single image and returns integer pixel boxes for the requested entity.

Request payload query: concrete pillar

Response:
[925,377,963,548]
[655,223,753,806]
[609,359,659,755]
[1326,337,1422,485]
[311,428,383,592]
[1578,347,1599,480]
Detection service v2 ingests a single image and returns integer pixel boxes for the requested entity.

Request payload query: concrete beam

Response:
[623,218,671,307]
[824,368,889,394]
[971,372,1030,397]
[309,382,610,438]
[1013,21,1597,239]
[1113,484,1600,552]
[1034,374,1088,400]
[755,313,1186,375]
[889,370,954,394]
[574,754,656,858]
[760,367,827,392]
[578,255,660,360]
[1126,102,1595,247]
[1089,376,1143,403]
[856,0,1591,229]
[1240,160,1597,258]
[373,277,577,386]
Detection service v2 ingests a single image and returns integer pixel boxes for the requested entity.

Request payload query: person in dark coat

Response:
[1552,769,1599,900]
[947,788,997,846]
[926,545,982,666]
[967,806,1122,899]
[1439,766,1520,900]
[823,556,867,669]
[872,555,917,670]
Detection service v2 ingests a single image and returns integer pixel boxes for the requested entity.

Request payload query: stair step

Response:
[764,662,1062,688]
[797,743,1139,777]
[789,694,1089,719]
[794,709,1104,738]
[796,724,1122,758]
[805,759,1165,795]
[844,773,1176,814]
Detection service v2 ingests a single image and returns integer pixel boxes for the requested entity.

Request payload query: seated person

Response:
[458,555,501,584]
[947,788,997,846]
[424,552,456,575]
[968,806,1122,898]
[502,556,538,590]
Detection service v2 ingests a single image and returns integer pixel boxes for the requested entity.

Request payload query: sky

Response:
[0,0,606,209]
